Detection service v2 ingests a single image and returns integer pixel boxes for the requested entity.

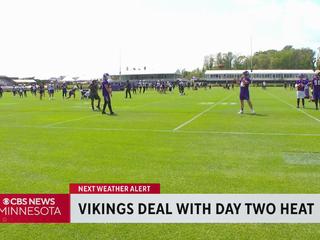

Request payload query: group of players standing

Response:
[88,73,115,115]
[11,85,28,98]
[2,70,320,115]
[295,70,320,110]
[237,70,320,114]
[9,82,76,101]
[124,79,185,98]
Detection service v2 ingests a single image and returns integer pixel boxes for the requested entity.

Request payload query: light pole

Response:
[317,47,320,70]
[250,36,253,72]
[119,49,122,81]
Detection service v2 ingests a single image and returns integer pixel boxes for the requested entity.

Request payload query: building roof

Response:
[205,69,315,75]
[14,79,36,84]
[114,69,179,76]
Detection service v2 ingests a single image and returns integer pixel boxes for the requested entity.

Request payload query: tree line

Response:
[181,46,319,79]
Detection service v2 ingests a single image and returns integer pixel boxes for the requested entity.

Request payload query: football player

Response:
[101,73,115,115]
[239,71,255,114]
[312,70,320,110]
[89,80,101,111]
[62,82,67,99]
[39,83,45,100]
[125,80,132,99]
[295,74,305,108]
[48,81,55,100]
[0,85,3,98]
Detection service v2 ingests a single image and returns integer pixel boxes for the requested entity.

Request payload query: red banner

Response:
[0,194,70,223]
[69,183,160,194]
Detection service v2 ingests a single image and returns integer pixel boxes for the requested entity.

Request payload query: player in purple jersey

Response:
[303,78,310,99]
[101,73,115,115]
[89,80,101,111]
[62,82,67,99]
[238,71,255,114]
[12,85,17,96]
[295,74,305,108]
[312,70,320,110]
[39,83,45,100]
[18,85,24,98]
[67,85,77,99]
[48,81,54,100]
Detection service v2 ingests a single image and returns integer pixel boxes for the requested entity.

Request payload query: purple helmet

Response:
[103,73,109,81]
[243,71,250,76]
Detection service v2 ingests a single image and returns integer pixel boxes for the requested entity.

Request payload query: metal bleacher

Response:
[0,75,15,86]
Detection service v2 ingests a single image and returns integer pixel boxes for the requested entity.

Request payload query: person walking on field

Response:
[312,70,320,110]
[39,83,45,100]
[102,73,115,115]
[125,80,132,99]
[295,74,305,108]
[48,81,55,100]
[88,80,101,111]
[62,82,67,99]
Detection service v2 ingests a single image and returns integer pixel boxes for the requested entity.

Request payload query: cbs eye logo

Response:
[2,198,10,205]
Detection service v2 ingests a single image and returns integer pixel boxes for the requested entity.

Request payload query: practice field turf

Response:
[0,87,320,239]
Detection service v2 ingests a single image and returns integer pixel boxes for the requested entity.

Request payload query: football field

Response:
[1,87,320,239]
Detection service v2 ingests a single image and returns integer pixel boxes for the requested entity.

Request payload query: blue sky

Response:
[0,0,319,78]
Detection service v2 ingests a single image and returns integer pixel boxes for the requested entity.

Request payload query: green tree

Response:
[204,46,316,71]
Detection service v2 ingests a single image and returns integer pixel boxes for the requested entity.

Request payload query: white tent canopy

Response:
[76,75,94,82]
[62,76,78,82]
[14,79,36,84]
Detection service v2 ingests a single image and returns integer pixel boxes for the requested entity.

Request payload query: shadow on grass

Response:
[301,107,319,111]
[242,113,268,117]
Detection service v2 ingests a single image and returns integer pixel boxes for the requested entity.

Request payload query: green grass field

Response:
[1,87,320,239]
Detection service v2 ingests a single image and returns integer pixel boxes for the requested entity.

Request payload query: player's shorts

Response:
[49,90,54,94]
[90,93,100,100]
[313,91,320,99]
[296,91,305,99]
[240,88,250,100]
[103,95,110,102]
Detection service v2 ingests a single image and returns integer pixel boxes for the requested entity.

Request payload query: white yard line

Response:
[177,130,320,137]
[172,94,233,132]
[2,125,320,137]
[267,91,320,124]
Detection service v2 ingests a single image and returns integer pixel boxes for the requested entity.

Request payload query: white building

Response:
[113,69,181,82]
[205,69,315,82]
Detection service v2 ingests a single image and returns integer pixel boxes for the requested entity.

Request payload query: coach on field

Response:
[102,73,115,115]
[89,80,101,111]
